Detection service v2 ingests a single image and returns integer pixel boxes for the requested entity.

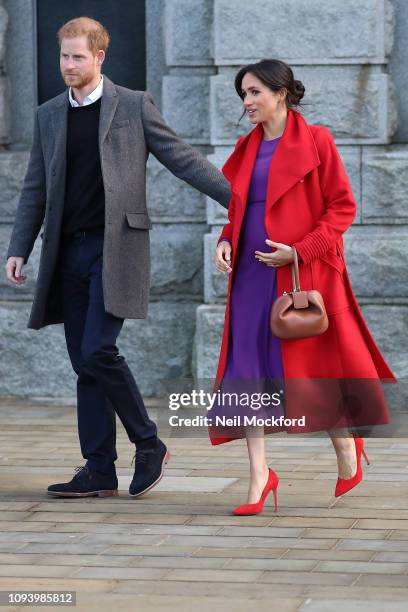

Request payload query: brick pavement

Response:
[0,398,407,611]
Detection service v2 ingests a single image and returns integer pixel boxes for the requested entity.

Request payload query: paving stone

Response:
[259,570,357,586]
[216,526,304,538]
[301,528,390,539]
[0,521,51,532]
[224,557,318,571]
[315,560,408,574]
[282,549,375,561]
[118,475,236,493]
[103,545,199,557]
[192,547,287,559]
[355,519,408,530]
[115,577,306,598]
[298,599,408,612]
[0,564,74,577]
[373,551,408,562]
[69,566,168,580]
[164,567,263,582]
[336,539,408,552]
[164,535,336,549]
[355,574,408,587]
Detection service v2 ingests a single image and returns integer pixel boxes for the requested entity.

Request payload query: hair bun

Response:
[292,79,305,102]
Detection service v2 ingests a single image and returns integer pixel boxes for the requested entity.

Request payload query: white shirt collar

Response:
[69,75,104,107]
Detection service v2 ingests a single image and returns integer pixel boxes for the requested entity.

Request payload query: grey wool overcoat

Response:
[6,76,231,329]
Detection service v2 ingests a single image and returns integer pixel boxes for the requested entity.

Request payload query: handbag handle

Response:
[290,247,301,293]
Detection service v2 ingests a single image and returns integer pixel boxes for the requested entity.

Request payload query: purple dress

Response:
[210,137,285,423]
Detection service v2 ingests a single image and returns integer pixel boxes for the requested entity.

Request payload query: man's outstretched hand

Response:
[5,257,27,285]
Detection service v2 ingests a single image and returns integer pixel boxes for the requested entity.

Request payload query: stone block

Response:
[0,2,8,65]
[344,226,408,298]
[146,0,166,111]
[211,67,397,144]
[0,303,75,397]
[214,0,393,64]
[150,224,206,298]
[389,0,408,142]
[165,0,213,66]
[206,147,232,226]
[361,305,408,378]
[361,305,408,411]
[162,75,210,143]
[0,151,29,220]
[204,230,229,303]
[362,145,408,222]
[0,222,42,300]
[116,303,198,396]
[146,156,206,223]
[0,302,197,398]
[3,0,35,144]
[194,304,224,379]
[0,75,11,144]
[338,146,362,222]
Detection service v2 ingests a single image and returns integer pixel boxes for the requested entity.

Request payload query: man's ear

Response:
[96,50,105,66]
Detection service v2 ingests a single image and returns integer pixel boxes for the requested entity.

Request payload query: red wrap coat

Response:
[209,109,397,446]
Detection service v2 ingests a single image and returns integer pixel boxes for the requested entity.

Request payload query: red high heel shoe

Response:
[232,468,279,515]
[334,435,370,497]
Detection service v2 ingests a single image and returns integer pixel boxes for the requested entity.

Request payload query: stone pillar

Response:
[196,0,407,395]
[0,0,11,145]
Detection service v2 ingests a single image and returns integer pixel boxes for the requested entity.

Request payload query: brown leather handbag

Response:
[270,247,329,339]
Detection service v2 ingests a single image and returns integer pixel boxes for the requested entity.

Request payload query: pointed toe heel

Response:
[334,436,370,498]
[232,468,279,515]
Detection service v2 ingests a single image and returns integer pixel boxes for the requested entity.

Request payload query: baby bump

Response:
[239,202,269,253]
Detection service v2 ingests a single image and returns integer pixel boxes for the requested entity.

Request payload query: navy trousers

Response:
[59,232,157,475]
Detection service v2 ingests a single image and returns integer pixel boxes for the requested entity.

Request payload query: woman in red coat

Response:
[210,59,397,515]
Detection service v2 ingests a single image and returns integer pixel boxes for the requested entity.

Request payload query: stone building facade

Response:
[0,0,406,403]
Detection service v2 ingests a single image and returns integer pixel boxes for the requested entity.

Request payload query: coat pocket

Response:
[111,119,130,129]
[320,249,345,275]
[125,211,152,229]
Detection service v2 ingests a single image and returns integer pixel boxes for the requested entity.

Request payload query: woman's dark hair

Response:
[235,59,305,121]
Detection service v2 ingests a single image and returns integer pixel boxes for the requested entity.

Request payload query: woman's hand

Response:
[215,240,232,274]
[255,239,294,267]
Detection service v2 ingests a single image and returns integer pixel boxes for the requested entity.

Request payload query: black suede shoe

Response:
[47,465,119,498]
[129,438,170,497]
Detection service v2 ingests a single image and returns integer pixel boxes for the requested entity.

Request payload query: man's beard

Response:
[62,71,96,90]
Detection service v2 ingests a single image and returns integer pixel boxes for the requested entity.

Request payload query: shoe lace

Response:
[74,465,90,478]
[131,449,152,468]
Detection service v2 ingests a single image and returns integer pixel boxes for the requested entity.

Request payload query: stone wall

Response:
[0,0,407,401]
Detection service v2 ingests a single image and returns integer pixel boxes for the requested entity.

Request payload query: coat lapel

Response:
[99,75,119,149]
[222,124,262,210]
[50,91,69,178]
[50,92,69,215]
[222,110,321,213]
[265,109,320,213]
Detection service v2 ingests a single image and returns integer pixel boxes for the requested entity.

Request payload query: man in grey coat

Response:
[5,17,231,499]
